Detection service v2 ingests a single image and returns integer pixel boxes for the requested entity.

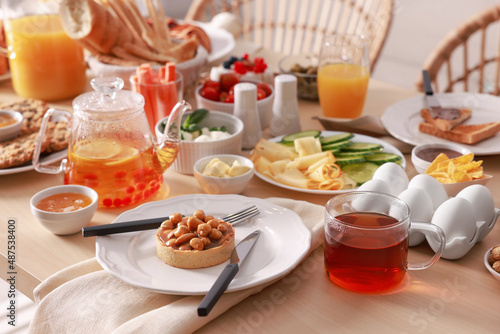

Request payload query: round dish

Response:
[381,92,500,155]
[441,174,493,197]
[0,109,23,142]
[193,154,255,194]
[95,194,311,295]
[278,54,318,100]
[156,110,244,174]
[254,131,406,195]
[195,84,274,129]
[0,150,66,175]
[30,185,98,235]
[411,142,473,173]
[484,246,500,281]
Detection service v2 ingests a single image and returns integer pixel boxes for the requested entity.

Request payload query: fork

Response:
[82,205,260,237]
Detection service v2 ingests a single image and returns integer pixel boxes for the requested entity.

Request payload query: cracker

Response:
[0,99,49,135]
[0,132,50,169]
[44,121,70,154]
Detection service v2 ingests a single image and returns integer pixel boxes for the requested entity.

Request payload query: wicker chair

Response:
[415,4,500,95]
[185,0,394,71]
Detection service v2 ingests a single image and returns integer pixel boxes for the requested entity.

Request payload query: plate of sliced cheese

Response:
[249,131,406,195]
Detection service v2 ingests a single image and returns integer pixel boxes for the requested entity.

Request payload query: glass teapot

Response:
[33,77,191,208]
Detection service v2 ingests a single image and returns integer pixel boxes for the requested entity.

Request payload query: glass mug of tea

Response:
[324,191,446,293]
[317,34,370,118]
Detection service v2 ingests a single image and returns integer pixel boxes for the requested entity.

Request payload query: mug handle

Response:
[33,108,72,174]
[407,222,446,271]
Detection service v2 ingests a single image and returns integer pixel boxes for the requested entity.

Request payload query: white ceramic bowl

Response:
[156,110,244,174]
[0,110,23,142]
[441,174,493,197]
[194,83,274,129]
[484,246,500,281]
[411,142,473,174]
[193,154,255,194]
[30,185,98,235]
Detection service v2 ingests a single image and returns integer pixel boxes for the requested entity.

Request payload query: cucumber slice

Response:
[321,140,352,151]
[342,142,383,152]
[323,147,342,155]
[320,133,354,146]
[365,152,402,165]
[336,150,375,157]
[281,130,321,143]
[335,155,366,167]
[342,162,379,185]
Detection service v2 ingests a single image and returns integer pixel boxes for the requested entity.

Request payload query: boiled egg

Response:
[407,174,448,210]
[371,162,409,196]
[456,185,495,226]
[398,187,434,246]
[357,178,392,195]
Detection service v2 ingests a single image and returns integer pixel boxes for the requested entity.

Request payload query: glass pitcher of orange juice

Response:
[32,77,192,208]
[317,34,370,119]
[1,0,86,101]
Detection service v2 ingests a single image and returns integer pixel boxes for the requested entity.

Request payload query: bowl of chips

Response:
[423,151,492,197]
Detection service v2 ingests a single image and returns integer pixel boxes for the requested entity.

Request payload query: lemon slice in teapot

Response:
[74,140,123,160]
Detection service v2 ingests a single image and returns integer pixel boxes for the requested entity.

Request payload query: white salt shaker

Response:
[233,83,262,149]
[270,74,301,137]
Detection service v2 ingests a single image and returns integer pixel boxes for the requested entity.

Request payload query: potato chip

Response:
[424,152,483,183]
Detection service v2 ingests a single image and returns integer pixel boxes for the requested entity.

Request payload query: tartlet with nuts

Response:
[156,210,235,269]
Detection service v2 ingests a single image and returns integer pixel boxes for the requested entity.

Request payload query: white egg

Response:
[431,197,476,244]
[398,188,434,246]
[351,191,390,213]
[456,185,495,225]
[371,162,409,196]
[357,179,392,195]
[407,174,448,210]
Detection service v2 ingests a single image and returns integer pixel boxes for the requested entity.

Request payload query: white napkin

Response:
[28,197,325,334]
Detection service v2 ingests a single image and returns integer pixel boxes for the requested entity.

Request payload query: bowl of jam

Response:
[411,142,472,174]
[30,185,98,235]
[0,110,23,142]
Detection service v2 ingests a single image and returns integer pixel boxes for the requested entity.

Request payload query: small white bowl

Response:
[441,174,493,197]
[411,142,473,174]
[193,154,255,194]
[0,110,23,142]
[195,83,274,129]
[156,110,244,174]
[30,185,98,235]
[484,246,500,281]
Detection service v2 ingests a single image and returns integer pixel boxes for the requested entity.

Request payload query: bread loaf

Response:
[418,121,500,144]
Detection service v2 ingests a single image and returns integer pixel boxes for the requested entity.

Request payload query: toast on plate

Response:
[418,121,500,144]
[420,108,472,131]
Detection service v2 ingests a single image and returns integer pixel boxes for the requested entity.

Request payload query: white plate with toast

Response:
[382,93,500,155]
[95,194,311,295]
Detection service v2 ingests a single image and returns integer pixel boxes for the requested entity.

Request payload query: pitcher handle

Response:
[408,222,446,271]
[33,108,72,174]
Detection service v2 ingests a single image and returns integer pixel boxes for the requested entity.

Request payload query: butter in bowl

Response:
[193,154,254,194]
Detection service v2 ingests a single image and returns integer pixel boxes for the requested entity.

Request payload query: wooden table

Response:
[1,79,499,333]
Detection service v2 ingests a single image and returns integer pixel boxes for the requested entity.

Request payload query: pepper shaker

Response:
[270,74,301,137]
[233,83,262,149]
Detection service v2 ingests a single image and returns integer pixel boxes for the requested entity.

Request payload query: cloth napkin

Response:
[313,115,414,154]
[28,197,325,334]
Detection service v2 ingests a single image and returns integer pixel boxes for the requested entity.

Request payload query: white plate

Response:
[254,131,407,195]
[194,22,235,64]
[381,93,500,155]
[96,194,311,295]
[0,150,66,175]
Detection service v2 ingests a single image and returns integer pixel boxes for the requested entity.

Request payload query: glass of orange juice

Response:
[1,0,86,101]
[317,34,370,118]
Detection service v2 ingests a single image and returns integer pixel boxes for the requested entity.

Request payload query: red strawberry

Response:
[200,86,220,101]
[257,83,272,97]
[220,73,240,92]
[203,80,221,92]
[224,94,235,103]
[256,88,267,100]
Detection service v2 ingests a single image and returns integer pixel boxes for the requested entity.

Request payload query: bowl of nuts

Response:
[278,54,318,100]
[485,245,500,281]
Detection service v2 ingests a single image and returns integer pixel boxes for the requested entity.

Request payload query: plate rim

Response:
[0,150,67,175]
[381,92,500,155]
[253,130,407,195]
[95,194,312,295]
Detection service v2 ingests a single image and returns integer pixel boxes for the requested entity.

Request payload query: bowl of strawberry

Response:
[195,72,274,129]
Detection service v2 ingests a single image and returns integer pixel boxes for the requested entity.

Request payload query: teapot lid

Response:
[73,77,144,113]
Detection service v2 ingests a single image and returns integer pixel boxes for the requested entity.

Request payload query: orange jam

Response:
[0,113,17,128]
[36,192,93,213]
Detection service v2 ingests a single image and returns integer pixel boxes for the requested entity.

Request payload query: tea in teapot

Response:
[33,77,191,208]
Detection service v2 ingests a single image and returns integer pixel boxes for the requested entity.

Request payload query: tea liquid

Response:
[64,139,178,208]
[324,212,408,292]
